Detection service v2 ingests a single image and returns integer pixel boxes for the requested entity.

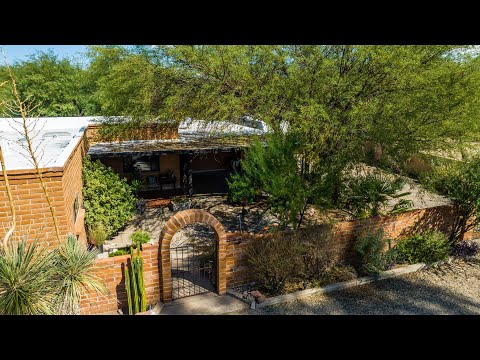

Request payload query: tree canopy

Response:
[1,45,479,170]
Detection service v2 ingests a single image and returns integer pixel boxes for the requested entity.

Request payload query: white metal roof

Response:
[0,117,96,171]
[0,116,271,171]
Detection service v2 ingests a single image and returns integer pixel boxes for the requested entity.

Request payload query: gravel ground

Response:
[232,257,480,315]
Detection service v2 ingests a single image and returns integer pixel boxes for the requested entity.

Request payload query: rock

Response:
[250,301,256,310]
[249,290,267,303]
[249,290,262,298]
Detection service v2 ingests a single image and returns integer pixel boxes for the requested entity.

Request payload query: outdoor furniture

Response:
[140,172,176,191]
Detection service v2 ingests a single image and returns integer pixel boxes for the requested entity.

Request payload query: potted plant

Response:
[169,196,192,212]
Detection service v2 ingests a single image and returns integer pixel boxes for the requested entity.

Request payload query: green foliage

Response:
[227,171,256,204]
[245,232,304,295]
[0,50,97,116]
[87,223,108,247]
[422,157,480,243]
[83,156,137,239]
[338,167,412,218]
[0,235,106,315]
[129,230,150,248]
[108,248,129,257]
[0,239,59,315]
[53,234,108,314]
[354,230,388,275]
[227,132,333,229]
[124,247,147,314]
[171,196,190,204]
[395,231,450,264]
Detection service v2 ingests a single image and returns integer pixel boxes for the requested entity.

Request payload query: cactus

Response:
[124,246,147,314]
[125,265,133,315]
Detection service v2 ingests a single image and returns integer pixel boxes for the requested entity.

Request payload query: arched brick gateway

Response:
[160,209,228,303]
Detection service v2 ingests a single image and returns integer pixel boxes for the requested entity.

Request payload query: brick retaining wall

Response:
[80,204,479,314]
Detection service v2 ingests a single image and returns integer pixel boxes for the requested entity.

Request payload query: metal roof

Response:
[88,134,256,157]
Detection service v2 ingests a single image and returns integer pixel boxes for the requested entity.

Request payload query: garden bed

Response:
[228,263,426,309]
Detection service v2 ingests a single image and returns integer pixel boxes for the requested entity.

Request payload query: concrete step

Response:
[160,292,247,315]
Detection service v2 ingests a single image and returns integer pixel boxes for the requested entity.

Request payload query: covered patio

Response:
[87,134,252,197]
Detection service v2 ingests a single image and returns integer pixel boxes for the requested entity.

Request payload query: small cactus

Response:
[124,246,147,314]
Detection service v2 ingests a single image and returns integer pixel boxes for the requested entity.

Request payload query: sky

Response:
[0,45,89,65]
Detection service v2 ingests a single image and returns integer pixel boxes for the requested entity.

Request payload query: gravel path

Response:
[232,257,480,315]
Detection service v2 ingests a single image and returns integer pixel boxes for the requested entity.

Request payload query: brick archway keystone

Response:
[160,209,227,303]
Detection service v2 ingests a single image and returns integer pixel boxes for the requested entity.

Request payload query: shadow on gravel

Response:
[252,261,480,315]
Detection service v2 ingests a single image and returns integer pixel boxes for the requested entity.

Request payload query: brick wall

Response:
[80,243,161,315]
[79,204,480,314]
[86,123,179,144]
[62,136,88,244]
[225,204,470,286]
[0,136,87,247]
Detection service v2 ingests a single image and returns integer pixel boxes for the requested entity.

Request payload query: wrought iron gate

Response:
[170,245,216,300]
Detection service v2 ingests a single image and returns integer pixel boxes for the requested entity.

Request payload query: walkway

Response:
[160,293,248,315]
[232,257,480,315]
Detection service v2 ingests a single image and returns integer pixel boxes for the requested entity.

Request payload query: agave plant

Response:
[53,234,108,315]
[0,239,59,315]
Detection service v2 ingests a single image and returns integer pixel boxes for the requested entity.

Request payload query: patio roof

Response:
[88,134,258,157]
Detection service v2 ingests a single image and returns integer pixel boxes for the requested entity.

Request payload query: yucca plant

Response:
[53,234,108,315]
[0,239,59,315]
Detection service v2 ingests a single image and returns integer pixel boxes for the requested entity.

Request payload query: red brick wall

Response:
[79,204,480,314]
[0,136,87,247]
[225,204,469,286]
[80,243,161,315]
[62,136,88,244]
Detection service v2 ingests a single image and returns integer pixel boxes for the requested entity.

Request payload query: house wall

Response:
[0,136,87,248]
[62,136,88,244]
[159,154,180,187]
[96,154,181,188]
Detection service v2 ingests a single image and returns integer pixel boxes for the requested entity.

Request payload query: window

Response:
[73,194,79,224]
[123,155,160,173]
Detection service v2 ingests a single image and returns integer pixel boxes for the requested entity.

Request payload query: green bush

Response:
[245,231,304,295]
[108,248,129,257]
[338,168,412,219]
[395,231,450,264]
[354,230,387,275]
[129,230,151,248]
[83,156,137,239]
[421,157,480,243]
[87,223,108,247]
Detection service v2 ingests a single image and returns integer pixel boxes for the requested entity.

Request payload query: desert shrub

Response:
[227,171,257,204]
[296,224,336,280]
[244,231,304,295]
[87,223,108,247]
[354,230,387,275]
[395,231,450,264]
[129,230,150,248]
[0,235,106,315]
[421,156,480,244]
[108,248,129,257]
[83,156,137,238]
[338,167,412,219]
[317,261,357,286]
[382,246,406,270]
[450,241,480,259]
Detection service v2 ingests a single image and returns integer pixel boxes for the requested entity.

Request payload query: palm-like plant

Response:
[339,168,412,218]
[53,235,108,315]
[0,239,59,315]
